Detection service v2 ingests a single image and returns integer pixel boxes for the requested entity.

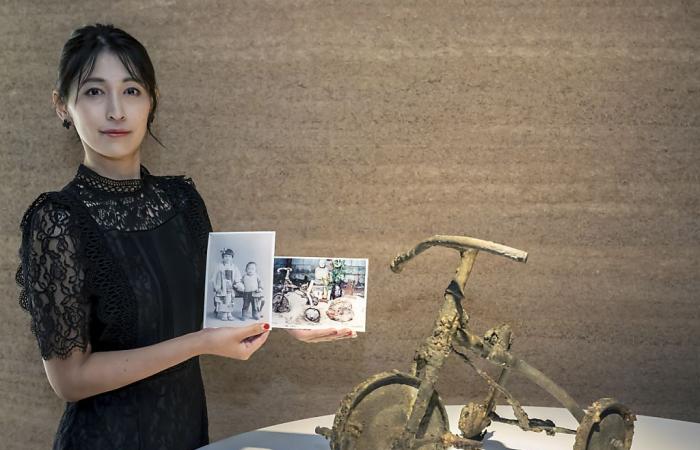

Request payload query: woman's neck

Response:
[82,152,142,180]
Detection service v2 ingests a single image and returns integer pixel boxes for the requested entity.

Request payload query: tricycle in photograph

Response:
[316,235,635,450]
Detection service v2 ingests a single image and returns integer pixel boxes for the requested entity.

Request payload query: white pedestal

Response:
[199,405,700,450]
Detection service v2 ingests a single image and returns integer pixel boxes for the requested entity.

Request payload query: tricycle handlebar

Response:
[390,235,528,273]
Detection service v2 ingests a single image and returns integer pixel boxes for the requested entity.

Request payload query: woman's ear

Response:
[52,90,69,122]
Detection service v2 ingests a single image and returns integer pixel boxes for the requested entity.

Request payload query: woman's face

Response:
[61,51,151,162]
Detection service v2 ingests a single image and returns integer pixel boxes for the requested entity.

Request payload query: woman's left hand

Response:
[286,328,357,343]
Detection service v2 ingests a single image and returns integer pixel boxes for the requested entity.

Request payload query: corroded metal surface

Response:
[315,371,452,450]
[317,235,635,450]
[573,399,636,450]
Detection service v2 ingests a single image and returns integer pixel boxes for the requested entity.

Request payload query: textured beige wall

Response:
[2,0,699,448]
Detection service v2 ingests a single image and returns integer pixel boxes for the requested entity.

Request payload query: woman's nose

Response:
[107,92,126,121]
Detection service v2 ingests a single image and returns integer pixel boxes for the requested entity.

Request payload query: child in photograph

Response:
[314,259,331,300]
[211,249,244,321]
[241,261,263,320]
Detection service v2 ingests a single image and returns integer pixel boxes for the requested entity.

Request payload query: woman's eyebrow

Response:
[83,77,141,83]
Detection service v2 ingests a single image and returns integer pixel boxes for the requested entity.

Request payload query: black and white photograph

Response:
[203,232,275,328]
[271,257,368,331]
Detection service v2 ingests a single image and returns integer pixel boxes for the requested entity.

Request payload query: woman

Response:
[16,23,354,450]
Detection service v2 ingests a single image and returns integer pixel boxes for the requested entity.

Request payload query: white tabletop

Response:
[200,405,700,450]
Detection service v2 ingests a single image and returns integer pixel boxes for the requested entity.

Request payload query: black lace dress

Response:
[16,163,213,450]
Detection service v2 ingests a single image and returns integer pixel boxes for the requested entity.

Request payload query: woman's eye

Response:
[85,87,102,96]
[126,87,141,95]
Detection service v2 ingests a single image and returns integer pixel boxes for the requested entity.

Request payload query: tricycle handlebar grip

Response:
[391,235,528,273]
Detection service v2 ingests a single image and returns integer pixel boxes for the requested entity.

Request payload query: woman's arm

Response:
[43,323,269,402]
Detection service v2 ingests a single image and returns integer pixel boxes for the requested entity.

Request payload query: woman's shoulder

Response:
[19,190,77,235]
[151,171,201,196]
[151,169,198,188]
[149,171,212,236]
[150,171,207,209]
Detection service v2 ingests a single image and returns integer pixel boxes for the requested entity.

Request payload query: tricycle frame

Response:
[317,235,635,450]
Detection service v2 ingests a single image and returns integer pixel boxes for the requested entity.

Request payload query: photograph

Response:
[271,257,368,331]
[203,232,275,328]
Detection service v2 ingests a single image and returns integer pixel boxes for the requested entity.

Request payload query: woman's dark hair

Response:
[56,23,163,146]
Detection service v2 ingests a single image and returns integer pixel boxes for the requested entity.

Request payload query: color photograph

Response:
[271,257,368,331]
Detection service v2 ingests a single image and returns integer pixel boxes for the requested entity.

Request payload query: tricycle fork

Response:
[388,235,527,449]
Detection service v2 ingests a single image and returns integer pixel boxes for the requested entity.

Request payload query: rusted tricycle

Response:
[316,235,635,450]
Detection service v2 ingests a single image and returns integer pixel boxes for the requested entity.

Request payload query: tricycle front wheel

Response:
[319,371,449,450]
[573,398,635,450]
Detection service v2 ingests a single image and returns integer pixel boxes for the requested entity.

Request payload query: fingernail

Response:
[345,331,353,337]
[263,323,270,330]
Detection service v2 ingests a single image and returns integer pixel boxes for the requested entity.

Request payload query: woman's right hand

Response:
[199,323,270,360]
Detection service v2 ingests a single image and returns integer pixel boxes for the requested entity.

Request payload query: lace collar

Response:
[75,163,150,194]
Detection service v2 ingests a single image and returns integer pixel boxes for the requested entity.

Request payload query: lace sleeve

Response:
[17,195,89,360]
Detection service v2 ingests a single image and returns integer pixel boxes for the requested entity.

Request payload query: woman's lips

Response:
[101,130,131,137]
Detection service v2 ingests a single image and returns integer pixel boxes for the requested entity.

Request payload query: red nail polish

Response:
[263,323,270,330]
